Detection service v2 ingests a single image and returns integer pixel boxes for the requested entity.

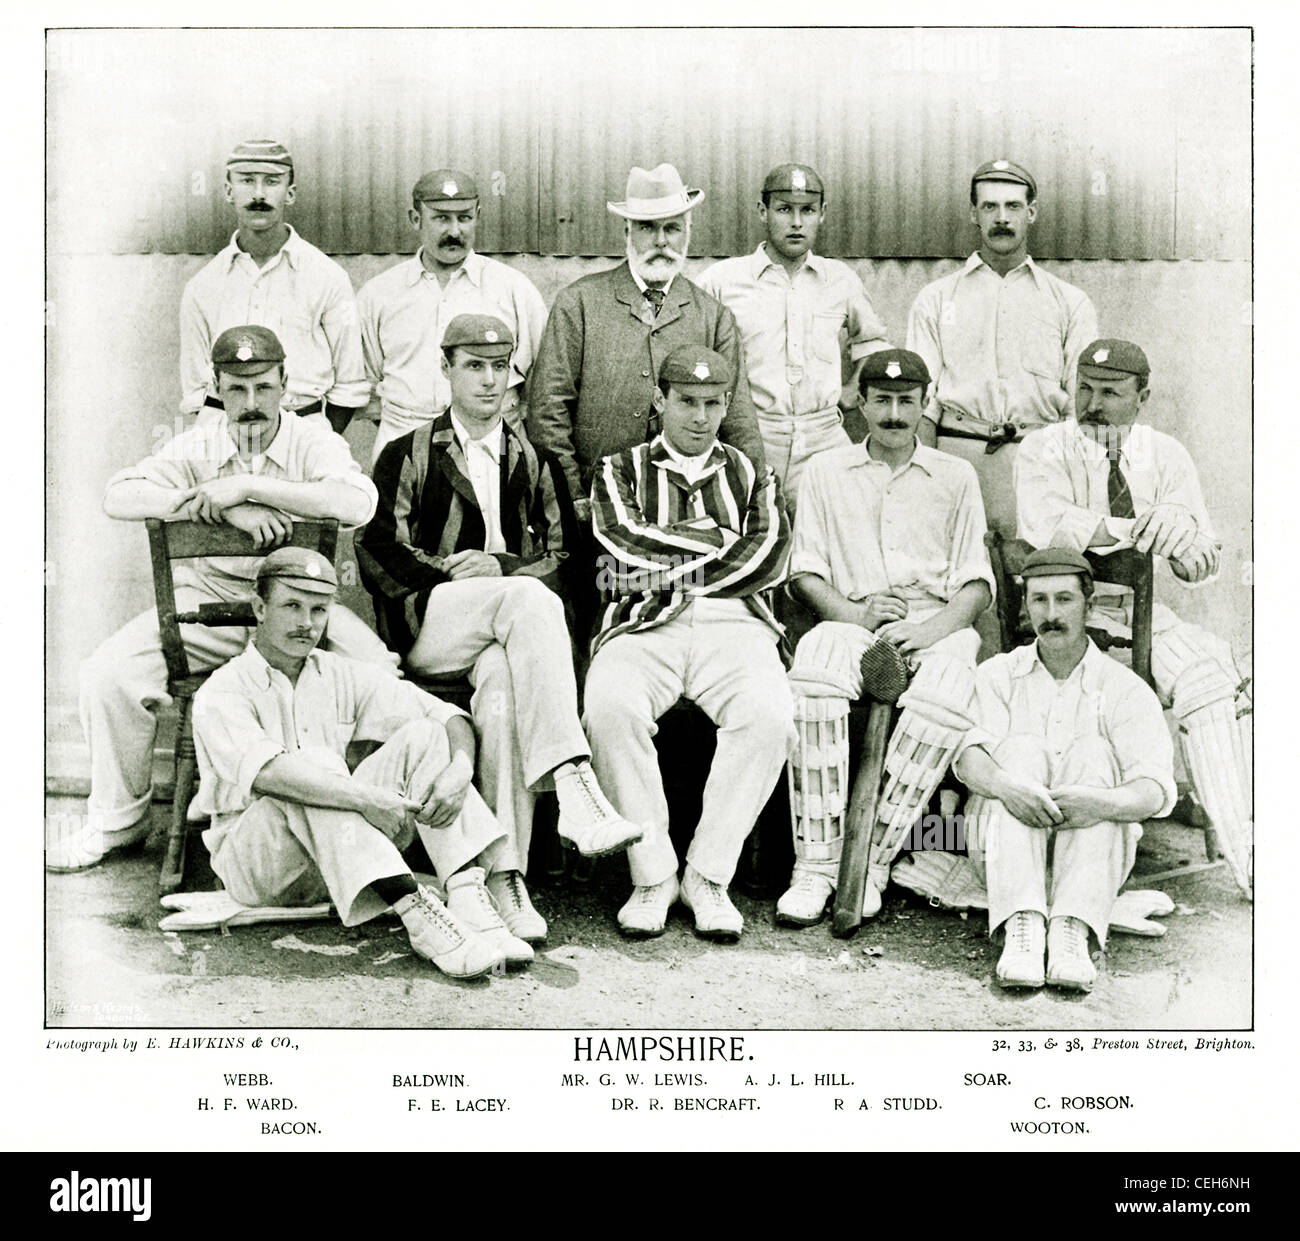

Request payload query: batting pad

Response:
[788,695,850,865]
[158,891,334,932]
[1180,708,1253,899]
[789,622,871,698]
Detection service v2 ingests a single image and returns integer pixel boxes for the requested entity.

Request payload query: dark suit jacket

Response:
[357,412,577,660]
[526,261,765,498]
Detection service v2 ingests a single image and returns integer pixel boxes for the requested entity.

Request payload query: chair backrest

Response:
[145,519,339,690]
[983,530,1155,687]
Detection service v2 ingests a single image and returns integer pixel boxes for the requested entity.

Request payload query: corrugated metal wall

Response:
[48,27,1249,261]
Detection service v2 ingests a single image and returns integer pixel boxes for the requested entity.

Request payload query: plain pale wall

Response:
[45,252,1251,767]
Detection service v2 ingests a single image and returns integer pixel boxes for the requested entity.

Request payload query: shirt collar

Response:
[1010,636,1107,689]
[224,224,303,271]
[962,250,1037,281]
[751,243,825,280]
[660,436,716,476]
[240,639,323,689]
[854,436,934,477]
[629,264,676,297]
[409,248,482,287]
[214,410,295,468]
[449,411,503,462]
[1065,418,1153,463]
[648,432,727,476]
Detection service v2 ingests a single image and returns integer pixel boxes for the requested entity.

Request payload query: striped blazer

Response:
[357,412,576,659]
[589,434,790,656]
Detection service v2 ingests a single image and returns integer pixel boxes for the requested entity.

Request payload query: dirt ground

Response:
[45,793,1251,1032]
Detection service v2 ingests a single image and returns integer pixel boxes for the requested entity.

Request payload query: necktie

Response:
[644,287,665,316]
[1107,445,1135,519]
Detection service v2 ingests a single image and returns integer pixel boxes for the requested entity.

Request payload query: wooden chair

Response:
[147,518,339,892]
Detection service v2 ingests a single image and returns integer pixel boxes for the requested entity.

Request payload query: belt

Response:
[936,406,1022,454]
[203,395,323,415]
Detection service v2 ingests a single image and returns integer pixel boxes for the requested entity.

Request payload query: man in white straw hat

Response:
[528,163,765,524]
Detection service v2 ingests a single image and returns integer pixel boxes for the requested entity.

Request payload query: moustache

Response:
[245,201,273,211]
[1038,622,1068,633]
[990,226,1014,236]
[877,421,911,430]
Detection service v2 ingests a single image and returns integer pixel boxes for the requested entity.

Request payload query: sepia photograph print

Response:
[43,23,1254,1044]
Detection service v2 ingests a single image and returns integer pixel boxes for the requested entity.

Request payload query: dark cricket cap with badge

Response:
[441,313,515,358]
[211,325,286,374]
[413,169,479,205]
[971,158,1037,198]
[1019,546,1094,583]
[858,348,931,393]
[227,139,294,176]
[256,547,338,595]
[1077,338,1150,383]
[762,162,825,202]
[658,344,734,390]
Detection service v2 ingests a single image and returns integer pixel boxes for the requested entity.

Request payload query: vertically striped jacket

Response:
[590,434,790,656]
[357,412,576,659]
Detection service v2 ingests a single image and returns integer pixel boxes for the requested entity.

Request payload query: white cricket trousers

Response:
[406,575,591,874]
[583,600,795,888]
[205,719,503,926]
[965,734,1138,948]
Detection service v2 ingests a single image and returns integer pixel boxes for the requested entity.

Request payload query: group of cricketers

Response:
[50,138,1253,995]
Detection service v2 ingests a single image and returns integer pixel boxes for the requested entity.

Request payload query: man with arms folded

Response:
[698,162,891,508]
[179,139,367,434]
[954,548,1176,991]
[357,314,643,945]
[193,547,531,978]
[778,349,992,927]
[583,345,793,942]
[1014,337,1251,897]
[49,326,396,874]
[357,170,548,463]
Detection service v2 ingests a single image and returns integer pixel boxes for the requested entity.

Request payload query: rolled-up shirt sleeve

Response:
[944,467,996,600]
[1106,678,1178,817]
[300,429,379,526]
[787,459,837,583]
[953,658,1012,770]
[193,686,286,803]
[905,282,945,424]
[321,273,370,409]
[846,277,891,361]
[107,452,200,492]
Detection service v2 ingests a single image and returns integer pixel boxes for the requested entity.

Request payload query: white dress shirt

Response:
[449,413,507,553]
[179,226,368,415]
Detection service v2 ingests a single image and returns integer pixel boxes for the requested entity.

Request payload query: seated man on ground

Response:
[779,349,993,927]
[582,344,794,943]
[953,548,1175,991]
[50,326,397,874]
[193,547,536,979]
[357,313,642,944]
